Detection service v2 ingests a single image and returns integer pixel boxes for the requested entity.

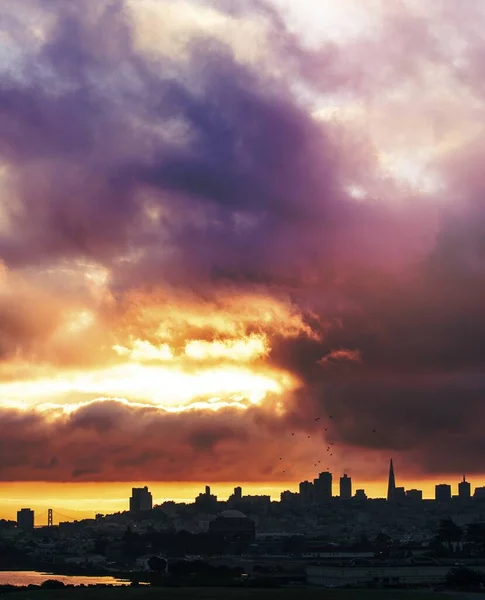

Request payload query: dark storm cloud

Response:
[0,401,314,482]
[1,0,485,480]
[0,0,395,284]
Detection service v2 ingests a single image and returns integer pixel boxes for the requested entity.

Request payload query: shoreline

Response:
[0,567,136,578]
[0,569,135,587]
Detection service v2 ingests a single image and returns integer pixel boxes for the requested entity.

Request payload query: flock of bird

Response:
[278,415,377,477]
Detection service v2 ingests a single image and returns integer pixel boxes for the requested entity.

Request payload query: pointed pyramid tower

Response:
[387,458,396,502]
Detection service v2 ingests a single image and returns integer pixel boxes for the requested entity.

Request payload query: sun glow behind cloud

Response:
[184,334,269,362]
[113,340,175,361]
[0,353,298,409]
[3,0,485,502]
[0,290,304,416]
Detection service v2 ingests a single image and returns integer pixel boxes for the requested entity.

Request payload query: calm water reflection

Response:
[0,571,128,586]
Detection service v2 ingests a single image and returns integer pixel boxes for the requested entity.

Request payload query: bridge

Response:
[35,508,92,527]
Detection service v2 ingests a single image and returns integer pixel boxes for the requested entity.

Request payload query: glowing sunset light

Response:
[0,362,298,410]
[0,0,484,516]
[113,339,175,362]
[184,334,269,362]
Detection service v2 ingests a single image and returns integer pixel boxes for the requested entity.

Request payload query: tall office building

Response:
[458,476,471,500]
[299,480,314,506]
[129,486,153,513]
[435,484,452,502]
[387,458,396,501]
[314,471,332,503]
[234,486,242,500]
[339,474,352,499]
[17,508,34,531]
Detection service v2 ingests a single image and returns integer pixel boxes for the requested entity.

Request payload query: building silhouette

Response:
[314,471,332,503]
[209,510,255,543]
[387,459,396,501]
[129,486,153,513]
[406,489,423,501]
[340,474,352,499]
[227,486,243,507]
[435,484,452,502]
[474,487,485,499]
[458,476,471,500]
[195,485,218,512]
[299,480,314,506]
[280,490,299,505]
[17,508,34,531]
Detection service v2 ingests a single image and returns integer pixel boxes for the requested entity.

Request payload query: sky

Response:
[1,0,485,518]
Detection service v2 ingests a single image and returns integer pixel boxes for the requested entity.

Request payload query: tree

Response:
[447,566,485,588]
[438,519,463,544]
[282,536,305,554]
[466,522,485,550]
[122,526,138,543]
[355,533,372,551]
[427,537,449,557]
[147,556,167,572]
[41,580,65,589]
[374,532,392,553]
[93,536,108,555]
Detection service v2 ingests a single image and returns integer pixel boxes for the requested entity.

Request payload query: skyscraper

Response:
[387,458,396,502]
[129,486,153,513]
[458,476,471,500]
[17,508,34,531]
[435,484,452,502]
[299,480,314,506]
[314,471,332,503]
[340,474,352,499]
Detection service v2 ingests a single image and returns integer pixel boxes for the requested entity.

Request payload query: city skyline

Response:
[3,460,485,525]
[1,0,485,502]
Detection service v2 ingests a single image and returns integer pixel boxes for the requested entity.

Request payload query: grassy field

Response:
[7,587,460,600]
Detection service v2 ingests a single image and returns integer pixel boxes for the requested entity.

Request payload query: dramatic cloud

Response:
[318,349,362,366]
[1,0,485,485]
[0,399,324,482]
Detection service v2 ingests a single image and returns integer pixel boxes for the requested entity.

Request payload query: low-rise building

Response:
[306,563,485,587]
[209,510,256,542]
[302,550,375,560]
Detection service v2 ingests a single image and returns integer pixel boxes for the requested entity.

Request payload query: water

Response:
[0,570,129,587]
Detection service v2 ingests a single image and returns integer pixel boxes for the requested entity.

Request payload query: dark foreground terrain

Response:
[5,587,463,600]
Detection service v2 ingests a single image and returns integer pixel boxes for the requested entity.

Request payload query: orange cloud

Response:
[318,349,362,365]
[0,399,328,483]
[2,0,485,486]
